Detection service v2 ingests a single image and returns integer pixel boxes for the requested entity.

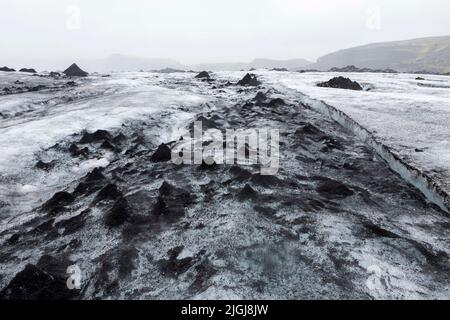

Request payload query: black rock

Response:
[7,233,20,245]
[158,246,195,277]
[28,85,47,92]
[363,221,400,239]
[79,129,112,144]
[36,160,56,171]
[316,178,354,198]
[112,133,127,145]
[238,184,257,200]
[0,66,15,72]
[195,71,210,79]
[55,210,89,235]
[0,255,78,300]
[41,191,75,214]
[85,168,106,184]
[32,219,55,234]
[416,77,425,81]
[297,69,320,73]
[49,71,61,77]
[270,68,288,71]
[68,143,89,157]
[295,123,324,136]
[317,77,363,90]
[189,115,221,132]
[254,91,267,102]
[266,98,286,107]
[189,260,217,293]
[73,168,107,195]
[63,63,88,77]
[237,73,261,86]
[198,158,218,171]
[229,165,252,181]
[100,140,116,151]
[105,197,130,227]
[152,181,194,220]
[150,143,172,162]
[95,183,122,203]
[19,68,37,73]
[250,173,282,187]
[329,65,397,74]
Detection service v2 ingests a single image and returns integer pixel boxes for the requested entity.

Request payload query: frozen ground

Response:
[252,71,450,210]
[0,70,448,300]
[0,71,208,219]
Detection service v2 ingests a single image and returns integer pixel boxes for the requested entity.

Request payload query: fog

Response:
[1,0,449,68]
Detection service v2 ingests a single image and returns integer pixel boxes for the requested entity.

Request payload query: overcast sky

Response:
[1,0,449,66]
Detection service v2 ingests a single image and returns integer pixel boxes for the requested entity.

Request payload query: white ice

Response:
[250,70,450,209]
[0,71,209,222]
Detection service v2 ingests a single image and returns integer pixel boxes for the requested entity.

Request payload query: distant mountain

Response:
[309,36,450,73]
[193,58,311,71]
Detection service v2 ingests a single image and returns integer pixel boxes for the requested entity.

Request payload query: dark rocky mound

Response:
[152,181,194,220]
[41,191,75,215]
[0,66,15,72]
[195,71,210,79]
[266,98,286,107]
[19,68,37,73]
[316,178,354,198]
[158,246,195,277]
[416,77,425,81]
[55,209,89,235]
[29,85,47,92]
[150,143,172,162]
[35,160,56,171]
[329,65,397,74]
[105,197,130,227]
[100,140,116,151]
[198,158,218,171]
[237,73,261,86]
[253,91,267,102]
[73,168,107,196]
[79,129,112,144]
[270,68,288,72]
[250,173,282,187]
[95,183,121,203]
[297,69,320,73]
[0,255,78,300]
[238,184,257,200]
[68,143,89,158]
[295,123,324,136]
[229,165,252,181]
[317,76,363,90]
[63,63,88,77]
